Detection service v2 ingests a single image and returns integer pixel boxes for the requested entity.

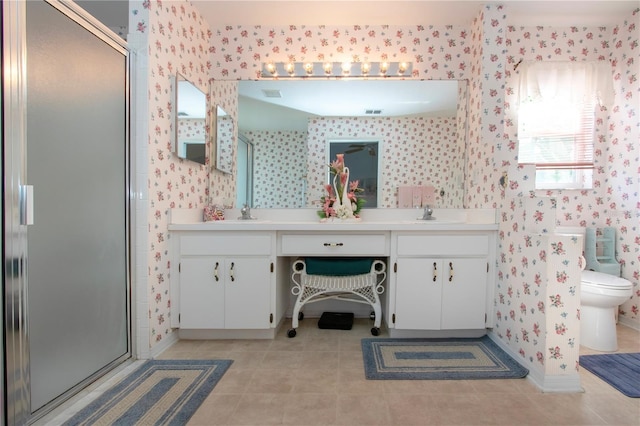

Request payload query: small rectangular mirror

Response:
[173,73,207,165]
[213,105,234,174]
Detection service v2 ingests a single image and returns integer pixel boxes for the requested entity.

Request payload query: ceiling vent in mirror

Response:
[365,109,383,115]
[262,89,282,98]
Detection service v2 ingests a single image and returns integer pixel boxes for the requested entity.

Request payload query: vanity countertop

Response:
[168,208,499,232]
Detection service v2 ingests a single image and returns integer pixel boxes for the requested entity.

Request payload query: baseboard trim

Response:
[149,329,179,359]
[618,316,640,331]
[487,331,583,393]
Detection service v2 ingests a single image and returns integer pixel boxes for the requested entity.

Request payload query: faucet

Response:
[238,204,256,220]
[420,205,436,220]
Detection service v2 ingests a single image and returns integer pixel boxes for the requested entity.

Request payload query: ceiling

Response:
[194,1,638,27]
[77,1,638,35]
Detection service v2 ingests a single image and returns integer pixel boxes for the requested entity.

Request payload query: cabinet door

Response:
[395,258,442,329]
[441,258,487,329]
[180,257,225,329]
[224,257,271,329]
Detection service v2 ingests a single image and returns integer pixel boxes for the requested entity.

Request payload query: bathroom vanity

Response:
[169,208,498,339]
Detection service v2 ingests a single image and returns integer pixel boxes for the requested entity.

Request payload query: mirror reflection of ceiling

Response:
[238,80,459,132]
[178,80,207,118]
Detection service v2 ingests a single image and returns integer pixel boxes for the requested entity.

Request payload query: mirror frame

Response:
[173,73,208,165]
[211,104,234,174]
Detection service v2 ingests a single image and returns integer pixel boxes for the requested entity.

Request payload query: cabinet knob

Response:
[433,262,437,282]
[214,262,219,281]
[230,262,235,282]
[323,242,344,247]
[449,262,454,282]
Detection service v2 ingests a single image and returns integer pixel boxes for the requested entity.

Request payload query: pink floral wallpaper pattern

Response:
[133,0,638,381]
[245,130,308,208]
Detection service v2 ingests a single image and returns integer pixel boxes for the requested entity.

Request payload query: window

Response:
[517,61,612,190]
[518,99,595,189]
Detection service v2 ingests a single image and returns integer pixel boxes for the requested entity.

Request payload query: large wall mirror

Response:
[235,79,468,209]
[173,73,207,165]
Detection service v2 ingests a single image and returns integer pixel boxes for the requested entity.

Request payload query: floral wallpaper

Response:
[499,15,640,334]
[245,130,308,208]
[130,0,213,347]
[305,116,463,208]
[131,0,638,376]
[177,118,205,141]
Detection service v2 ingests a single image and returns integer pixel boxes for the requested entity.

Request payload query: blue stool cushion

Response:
[305,257,374,276]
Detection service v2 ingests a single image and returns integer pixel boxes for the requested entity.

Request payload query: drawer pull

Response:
[229,262,235,282]
[449,262,454,282]
[432,262,437,282]
[323,242,344,247]
[214,262,219,282]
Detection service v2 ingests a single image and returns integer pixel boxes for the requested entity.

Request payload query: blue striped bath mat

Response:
[63,359,233,425]
[580,353,640,397]
[362,336,528,380]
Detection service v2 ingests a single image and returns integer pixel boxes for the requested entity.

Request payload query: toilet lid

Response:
[582,270,633,289]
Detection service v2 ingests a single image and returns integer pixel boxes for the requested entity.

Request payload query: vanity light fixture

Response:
[285,62,295,76]
[260,61,412,79]
[341,61,351,75]
[304,62,314,75]
[265,62,277,76]
[379,61,389,75]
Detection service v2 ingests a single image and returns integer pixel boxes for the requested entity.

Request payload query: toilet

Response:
[580,269,633,352]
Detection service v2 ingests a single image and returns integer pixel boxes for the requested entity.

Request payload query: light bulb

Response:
[304,62,313,75]
[265,62,276,75]
[323,62,333,75]
[361,62,370,75]
[379,61,389,75]
[285,62,295,75]
[341,61,351,75]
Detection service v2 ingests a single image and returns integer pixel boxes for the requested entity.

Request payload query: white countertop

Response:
[168,208,499,232]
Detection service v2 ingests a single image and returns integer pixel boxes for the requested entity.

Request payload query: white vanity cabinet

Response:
[171,232,276,333]
[390,233,493,334]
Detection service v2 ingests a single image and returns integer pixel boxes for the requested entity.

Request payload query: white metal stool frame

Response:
[287,259,387,337]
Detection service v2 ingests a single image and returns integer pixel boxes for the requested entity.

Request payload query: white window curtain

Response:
[518,60,614,107]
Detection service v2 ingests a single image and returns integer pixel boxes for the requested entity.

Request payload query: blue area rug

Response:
[579,353,640,397]
[362,336,528,380]
[63,359,233,426]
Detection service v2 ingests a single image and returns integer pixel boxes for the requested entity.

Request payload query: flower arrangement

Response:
[318,153,366,220]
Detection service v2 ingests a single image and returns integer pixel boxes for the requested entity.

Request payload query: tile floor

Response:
[43,320,639,425]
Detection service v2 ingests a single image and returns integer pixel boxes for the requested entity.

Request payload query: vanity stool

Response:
[287,257,386,338]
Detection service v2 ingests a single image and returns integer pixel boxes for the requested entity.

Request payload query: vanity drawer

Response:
[397,234,489,256]
[280,233,389,256]
[180,234,272,256]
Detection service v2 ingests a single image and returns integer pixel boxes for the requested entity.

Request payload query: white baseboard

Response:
[487,331,583,393]
[618,316,640,331]
[148,329,180,359]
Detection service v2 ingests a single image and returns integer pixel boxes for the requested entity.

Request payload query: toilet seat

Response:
[582,270,632,290]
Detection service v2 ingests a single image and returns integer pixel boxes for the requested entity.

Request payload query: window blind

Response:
[518,100,595,170]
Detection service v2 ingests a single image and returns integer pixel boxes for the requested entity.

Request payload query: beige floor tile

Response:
[224,394,286,425]
[282,393,338,425]
[44,322,640,426]
[292,368,339,394]
[187,394,242,426]
[335,394,391,425]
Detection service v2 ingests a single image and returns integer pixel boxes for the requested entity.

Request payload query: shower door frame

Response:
[2,1,134,424]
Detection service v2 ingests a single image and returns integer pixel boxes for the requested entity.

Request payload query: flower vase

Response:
[332,166,354,218]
